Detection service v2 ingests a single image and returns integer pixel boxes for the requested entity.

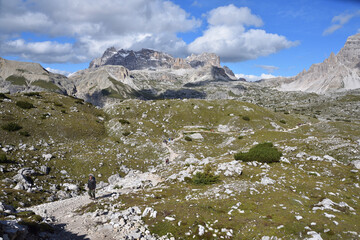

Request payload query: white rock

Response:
[217,125,230,132]
[189,133,203,140]
[295,216,303,220]
[260,176,276,185]
[42,154,53,161]
[351,160,360,169]
[305,231,323,240]
[198,225,205,236]
[165,216,175,221]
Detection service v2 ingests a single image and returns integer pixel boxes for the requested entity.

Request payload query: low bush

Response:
[2,122,22,132]
[0,153,7,163]
[19,131,30,137]
[190,165,220,185]
[16,101,34,109]
[53,102,63,107]
[185,136,192,141]
[242,116,250,121]
[237,136,244,139]
[119,119,130,125]
[122,131,131,136]
[24,92,41,97]
[0,93,9,99]
[234,142,282,163]
[279,120,286,124]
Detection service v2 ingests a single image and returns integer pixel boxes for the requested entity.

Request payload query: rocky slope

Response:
[1,91,360,239]
[0,57,75,95]
[261,33,360,94]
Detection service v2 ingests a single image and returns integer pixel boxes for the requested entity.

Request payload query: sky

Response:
[0,0,359,80]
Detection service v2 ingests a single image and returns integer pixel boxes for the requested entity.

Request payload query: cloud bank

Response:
[188,4,298,62]
[323,10,360,35]
[0,1,297,65]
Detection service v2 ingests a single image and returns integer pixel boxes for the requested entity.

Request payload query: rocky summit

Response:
[261,33,360,94]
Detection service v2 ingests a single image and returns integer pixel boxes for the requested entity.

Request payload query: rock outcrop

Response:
[0,57,75,95]
[264,33,360,94]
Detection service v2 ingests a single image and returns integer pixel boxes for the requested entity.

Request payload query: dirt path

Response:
[27,189,122,239]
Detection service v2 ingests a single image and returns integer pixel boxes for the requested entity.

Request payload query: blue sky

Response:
[0,0,359,80]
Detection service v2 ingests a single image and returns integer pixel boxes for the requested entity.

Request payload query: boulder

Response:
[352,160,360,169]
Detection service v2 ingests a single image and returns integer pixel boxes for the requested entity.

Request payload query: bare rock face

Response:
[89,48,222,71]
[0,57,75,95]
[268,33,360,94]
[69,65,138,106]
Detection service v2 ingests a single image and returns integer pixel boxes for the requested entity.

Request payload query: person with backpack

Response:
[88,174,96,200]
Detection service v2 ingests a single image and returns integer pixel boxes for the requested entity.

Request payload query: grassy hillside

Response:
[1,92,359,239]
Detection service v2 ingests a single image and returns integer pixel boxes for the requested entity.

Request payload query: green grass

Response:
[31,80,60,91]
[5,75,27,86]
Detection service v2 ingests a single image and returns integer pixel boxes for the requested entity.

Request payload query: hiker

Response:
[165,158,169,164]
[88,174,96,200]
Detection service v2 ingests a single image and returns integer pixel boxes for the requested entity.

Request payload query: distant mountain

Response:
[0,57,75,95]
[89,48,221,70]
[261,33,360,94]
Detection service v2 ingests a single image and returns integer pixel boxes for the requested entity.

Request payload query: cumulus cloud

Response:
[0,0,200,63]
[188,4,298,62]
[45,67,72,77]
[256,65,279,73]
[323,10,360,35]
[235,73,277,82]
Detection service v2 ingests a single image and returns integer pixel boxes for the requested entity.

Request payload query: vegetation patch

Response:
[19,131,30,137]
[2,122,23,132]
[242,116,250,121]
[119,119,130,125]
[16,100,35,109]
[188,165,220,185]
[24,92,41,97]
[31,80,60,91]
[0,153,8,163]
[185,136,192,141]
[279,119,287,124]
[0,93,9,99]
[6,75,27,86]
[234,142,282,163]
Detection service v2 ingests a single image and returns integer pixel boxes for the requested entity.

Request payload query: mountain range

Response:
[1,33,360,105]
[259,33,360,93]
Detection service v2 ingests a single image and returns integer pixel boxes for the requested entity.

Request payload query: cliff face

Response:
[276,33,360,93]
[0,57,75,95]
[89,48,221,71]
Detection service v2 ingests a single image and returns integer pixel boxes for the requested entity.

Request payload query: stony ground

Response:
[1,91,360,239]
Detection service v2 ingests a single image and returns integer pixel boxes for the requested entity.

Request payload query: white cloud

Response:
[235,73,277,82]
[323,10,360,35]
[256,65,279,73]
[0,0,201,63]
[188,4,298,62]
[45,67,72,77]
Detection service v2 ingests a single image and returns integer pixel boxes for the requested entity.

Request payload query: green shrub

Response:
[234,142,282,163]
[0,153,7,163]
[0,93,9,99]
[191,165,220,185]
[122,131,131,136]
[185,136,192,141]
[2,122,22,132]
[61,109,66,114]
[242,116,250,121]
[24,92,41,97]
[19,131,30,137]
[16,101,35,109]
[119,119,130,125]
[75,99,84,104]
[6,75,27,86]
[279,120,286,124]
[237,136,244,139]
[53,102,63,107]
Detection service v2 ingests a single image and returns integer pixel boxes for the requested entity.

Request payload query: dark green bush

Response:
[19,131,30,137]
[0,93,9,99]
[279,120,286,124]
[185,136,192,141]
[0,153,7,163]
[234,142,282,163]
[2,122,22,131]
[16,101,34,109]
[242,116,250,121]
[191,165,220,185]
[75,99,84,104]
[122,131,131,136]
[119,119,130,125]
[24,92,41,97]
[53,102,63,107]
[237,136,244,139]
[61,109,66,114]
